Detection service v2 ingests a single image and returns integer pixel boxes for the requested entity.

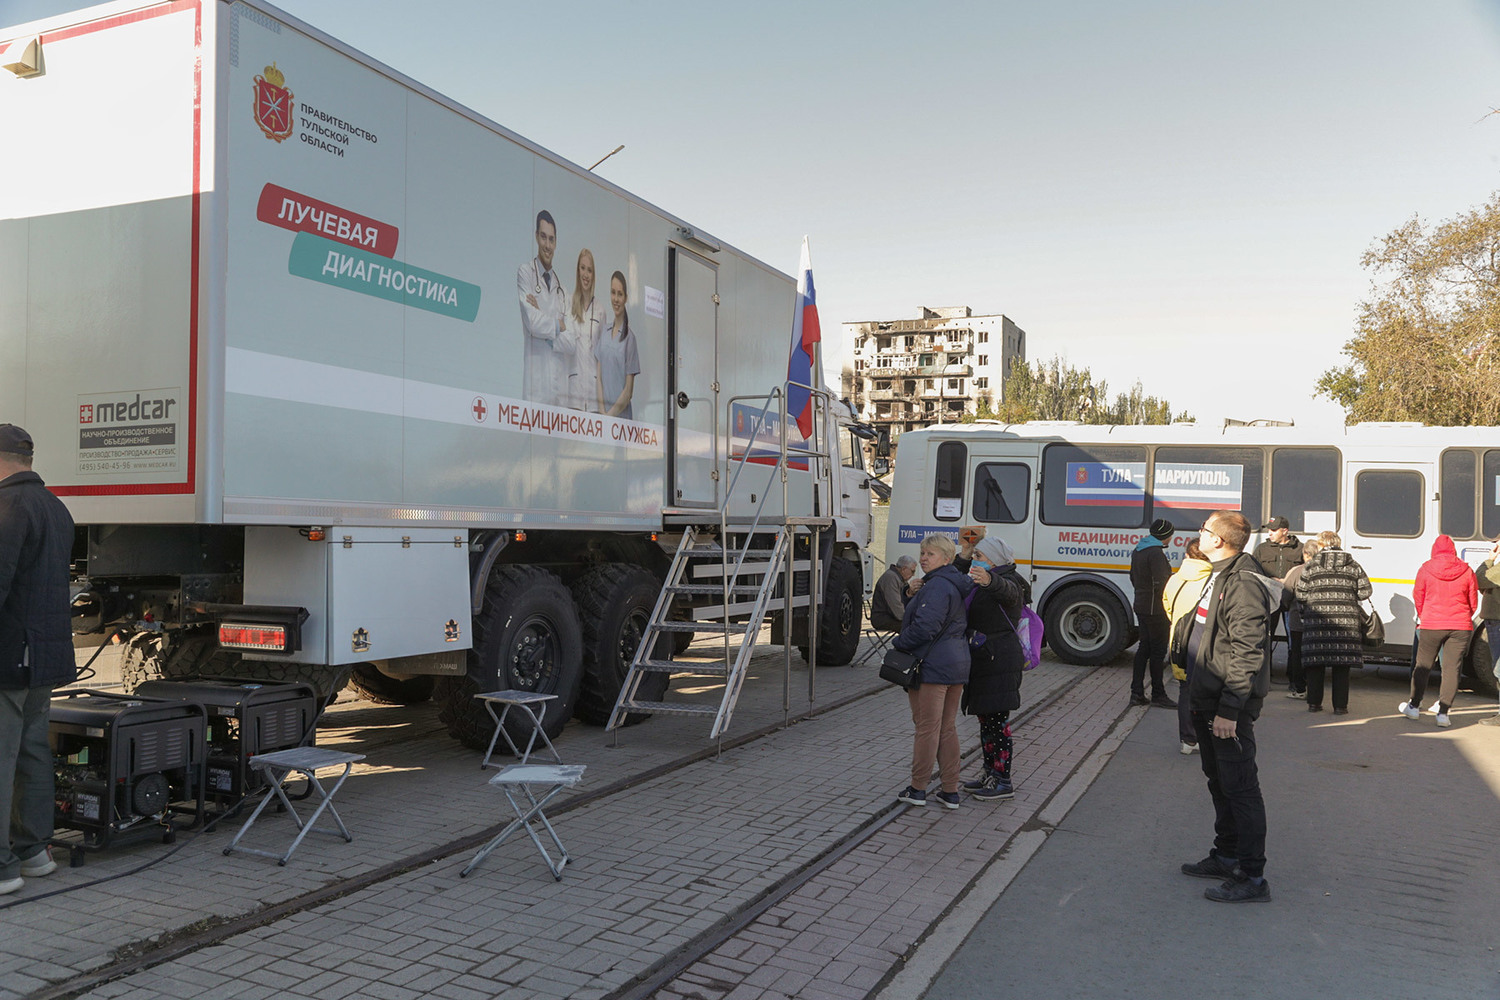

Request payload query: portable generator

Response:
[49,690,207,849]
[134,679,317,804]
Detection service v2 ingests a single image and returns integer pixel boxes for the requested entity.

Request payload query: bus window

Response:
[972,463,1029,523]
[1483,451,1500,539]
[1270,448,1340,533]
[1355,470,1423,538]
[1440,449,1475,539]
[933,441,966,521]
[1040,444,1148,529]
[1151,447,1264,529]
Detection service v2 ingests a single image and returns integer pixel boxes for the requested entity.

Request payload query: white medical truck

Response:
[885,421,1500,697]
[0,0,876,746]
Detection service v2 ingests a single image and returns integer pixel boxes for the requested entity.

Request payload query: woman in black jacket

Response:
[954,528,1031,801]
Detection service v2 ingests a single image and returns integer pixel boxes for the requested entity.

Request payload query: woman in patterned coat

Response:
[1294,531,1372,715]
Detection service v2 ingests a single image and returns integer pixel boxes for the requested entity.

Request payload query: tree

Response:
[997,356,1190,425]
[1317,193,1500,425]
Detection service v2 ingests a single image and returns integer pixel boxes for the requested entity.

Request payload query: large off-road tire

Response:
[1042,583,1130,666]
[1464,627,1499,698]
[436,565,584,751]
[348,663,436,705]
[120,628,351,700]
[572,564,670,726]
[797,557,864,666]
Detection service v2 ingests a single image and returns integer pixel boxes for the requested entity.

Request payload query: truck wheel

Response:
[348,663,435,705]
[673,630,695,655]
[437,565,584,751]
[1464,629,1499,698]
[119,628,350,700]
[572,565,669,726]
[1042,584,1129,665]
[798,557,863,666]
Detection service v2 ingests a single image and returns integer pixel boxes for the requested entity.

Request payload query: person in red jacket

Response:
[1400,535,1479,728]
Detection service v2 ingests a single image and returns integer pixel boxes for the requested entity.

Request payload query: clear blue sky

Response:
[9,0,1500,426]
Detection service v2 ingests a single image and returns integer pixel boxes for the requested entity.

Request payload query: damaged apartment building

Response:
[841,306,1026,452]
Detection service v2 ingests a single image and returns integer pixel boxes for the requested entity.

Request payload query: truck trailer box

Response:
[0,0,812,531]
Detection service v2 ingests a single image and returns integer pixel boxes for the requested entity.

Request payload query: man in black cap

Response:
[0,424,75,894]
[1253,516,1302,582]
[1129,518,1177,708]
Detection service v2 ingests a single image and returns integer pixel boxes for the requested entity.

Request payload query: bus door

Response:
[967,453,1038,581]
[1344,460,1433,647]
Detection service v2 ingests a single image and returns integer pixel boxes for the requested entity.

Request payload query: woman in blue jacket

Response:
[895,533,974,809]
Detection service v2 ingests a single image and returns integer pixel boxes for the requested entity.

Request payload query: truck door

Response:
[668,246,719,508]
[1345,459,1433,648]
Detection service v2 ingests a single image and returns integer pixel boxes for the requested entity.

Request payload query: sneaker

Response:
[969,777,1015,801]
[1479,715,1500,726]
[962,774,991,791]
[1430,701,1443,714]
[897,786,927,807]
[1204,875,1271,903]
[1150,695,1178,709]
[1286,690,1306,699]
[936,791,962,810]
[1398,701,1420,720]
[19,847,55,878]
[0,877,21,896]
[1181,853,1240,881]
[1435,711,1452,728]
[1180,741,1199,755]
[1128,693,1150,707]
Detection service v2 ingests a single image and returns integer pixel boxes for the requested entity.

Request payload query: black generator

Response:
[49,690,207,849]
[135,679,317,804]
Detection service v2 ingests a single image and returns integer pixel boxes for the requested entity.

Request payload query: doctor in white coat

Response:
[566,248,608,412]
[516,210,573,406]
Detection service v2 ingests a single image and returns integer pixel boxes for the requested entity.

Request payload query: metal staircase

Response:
[606,383,833,740]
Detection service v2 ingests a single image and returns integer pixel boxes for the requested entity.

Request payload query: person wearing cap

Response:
[1253,516,1303,581]
[1129,518,1177,708]
[954,527,1031,800]
[0,424,76,894]
[871,555,916,633]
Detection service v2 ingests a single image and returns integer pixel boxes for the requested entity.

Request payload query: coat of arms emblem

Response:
[253,63,294,142]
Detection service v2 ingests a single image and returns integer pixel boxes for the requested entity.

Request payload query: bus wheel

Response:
[1043,584,1128,665]
[1464,628,1499,698]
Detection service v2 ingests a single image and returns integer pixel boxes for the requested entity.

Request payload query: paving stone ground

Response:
[3,636,1116,1000]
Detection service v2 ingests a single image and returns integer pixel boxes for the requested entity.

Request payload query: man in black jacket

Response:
[0,425,76,894]
[1253,515,1302,580]
[1129,518,1176,708]
[1177,510,1281,903]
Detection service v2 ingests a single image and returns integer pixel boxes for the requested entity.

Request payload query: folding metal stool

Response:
[461,763,586,881]
[223,746,364,865]
[474,690,562,768]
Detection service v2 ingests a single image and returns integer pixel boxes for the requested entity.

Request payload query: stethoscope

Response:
[531,259,563,297]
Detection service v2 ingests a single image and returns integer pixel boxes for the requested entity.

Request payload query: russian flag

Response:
[787,237,821,440]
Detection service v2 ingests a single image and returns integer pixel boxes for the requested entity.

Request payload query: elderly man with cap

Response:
[1130,518,1178,708]
[0,424,75,894]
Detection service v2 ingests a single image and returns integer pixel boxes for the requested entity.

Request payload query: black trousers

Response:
[1132,614,1170,698]
[1192,711,1267,879]
[1304,660,1350,712]
[1286,629,1304,693]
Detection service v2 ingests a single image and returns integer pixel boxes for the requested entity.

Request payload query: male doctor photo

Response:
[517,209,573,406]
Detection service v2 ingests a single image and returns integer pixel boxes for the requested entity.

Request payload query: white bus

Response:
[884,421,1500,697]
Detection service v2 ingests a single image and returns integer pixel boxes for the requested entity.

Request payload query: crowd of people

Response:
[881,507,1500,908]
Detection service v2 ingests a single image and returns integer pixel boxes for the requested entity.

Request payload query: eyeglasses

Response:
[1198,526,1219,540]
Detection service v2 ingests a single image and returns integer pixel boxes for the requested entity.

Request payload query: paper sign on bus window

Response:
[1152,463,1243,510]
[1065,462,1146,506]
[936,498,962,518]
[1303,511,1335,533]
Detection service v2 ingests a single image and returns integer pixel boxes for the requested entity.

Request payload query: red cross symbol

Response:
[472,397,487,422]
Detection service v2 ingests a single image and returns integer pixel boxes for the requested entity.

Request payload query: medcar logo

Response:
[253,62,295,142]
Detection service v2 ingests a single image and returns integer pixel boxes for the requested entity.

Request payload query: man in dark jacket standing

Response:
[1252,516,1302,580]
[1177,510,1280,903]
[0,425,76,894]
[1129,518,1176,708]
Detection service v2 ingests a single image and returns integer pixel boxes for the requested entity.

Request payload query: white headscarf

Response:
[972,536,1015,568]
